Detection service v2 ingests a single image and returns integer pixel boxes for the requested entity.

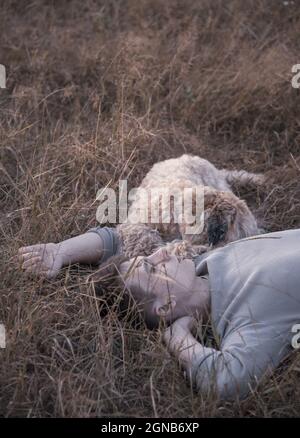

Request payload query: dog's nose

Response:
[207,218,228,246]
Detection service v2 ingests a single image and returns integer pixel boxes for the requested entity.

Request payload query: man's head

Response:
[119,247,209,328]
[88,248,210,329]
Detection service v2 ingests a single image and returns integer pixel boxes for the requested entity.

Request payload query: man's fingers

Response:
[18,245,37,254]
[18,244,46,255]
[163,317,197,349]
[18,251,41,262]
[175,316,197,332]
[22,256,42,269]
[163,325,182,346]
[25,263,48,275]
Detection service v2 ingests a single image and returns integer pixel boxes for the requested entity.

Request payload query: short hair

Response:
[86,254,153,328]
[86,254,130,289]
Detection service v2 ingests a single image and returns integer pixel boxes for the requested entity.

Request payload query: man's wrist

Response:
[53,242,68,266]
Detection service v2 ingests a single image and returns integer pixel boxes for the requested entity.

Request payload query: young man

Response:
[17,227,300,400]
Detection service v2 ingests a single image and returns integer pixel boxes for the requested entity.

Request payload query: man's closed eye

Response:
[144,260,156,274]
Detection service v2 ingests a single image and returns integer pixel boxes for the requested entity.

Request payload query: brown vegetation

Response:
[0,0,300,417]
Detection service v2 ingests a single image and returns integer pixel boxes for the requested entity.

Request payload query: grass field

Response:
[1,0,300,417]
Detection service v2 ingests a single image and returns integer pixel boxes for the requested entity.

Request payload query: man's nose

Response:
[147,247,169,265]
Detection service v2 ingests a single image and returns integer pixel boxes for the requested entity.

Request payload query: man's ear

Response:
[154,298,176,318]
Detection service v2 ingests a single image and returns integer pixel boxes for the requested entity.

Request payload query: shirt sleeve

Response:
[86,226,120,264]
[189,323,291,401]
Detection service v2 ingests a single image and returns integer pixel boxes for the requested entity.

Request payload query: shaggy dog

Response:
[117,154,264,258]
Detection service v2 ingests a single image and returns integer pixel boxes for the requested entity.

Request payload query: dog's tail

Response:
[221,169,265,188]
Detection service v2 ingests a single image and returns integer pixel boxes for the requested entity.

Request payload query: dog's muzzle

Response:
[207,218,228,246]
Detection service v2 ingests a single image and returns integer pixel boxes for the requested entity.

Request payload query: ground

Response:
[0,0,300,417]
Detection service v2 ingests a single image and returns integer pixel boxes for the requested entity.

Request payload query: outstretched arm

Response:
[17,226,119,279]
[163,316,289,401]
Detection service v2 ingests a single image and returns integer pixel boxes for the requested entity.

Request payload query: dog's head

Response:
[180,189,259,247]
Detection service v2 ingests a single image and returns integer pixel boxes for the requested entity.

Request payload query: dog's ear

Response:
[233,199,258,239]
[207,215,229,246]
[224,204,238,224]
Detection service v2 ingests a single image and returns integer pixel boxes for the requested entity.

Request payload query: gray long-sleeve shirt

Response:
[192,228,300,400]
[87,226,300,400]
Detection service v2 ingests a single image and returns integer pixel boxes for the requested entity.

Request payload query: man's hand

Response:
[17,243,64,279]
[163,316,200,375]
[164,316,196,343]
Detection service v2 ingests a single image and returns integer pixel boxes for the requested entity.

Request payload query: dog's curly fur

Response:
[117,154,265,258]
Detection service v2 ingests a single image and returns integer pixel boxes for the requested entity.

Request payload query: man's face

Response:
[119,247,198,325]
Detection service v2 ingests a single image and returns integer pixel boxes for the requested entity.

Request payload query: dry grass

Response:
[1,0,300,417]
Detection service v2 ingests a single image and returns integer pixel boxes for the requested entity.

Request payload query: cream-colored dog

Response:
[117,155,264,258]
